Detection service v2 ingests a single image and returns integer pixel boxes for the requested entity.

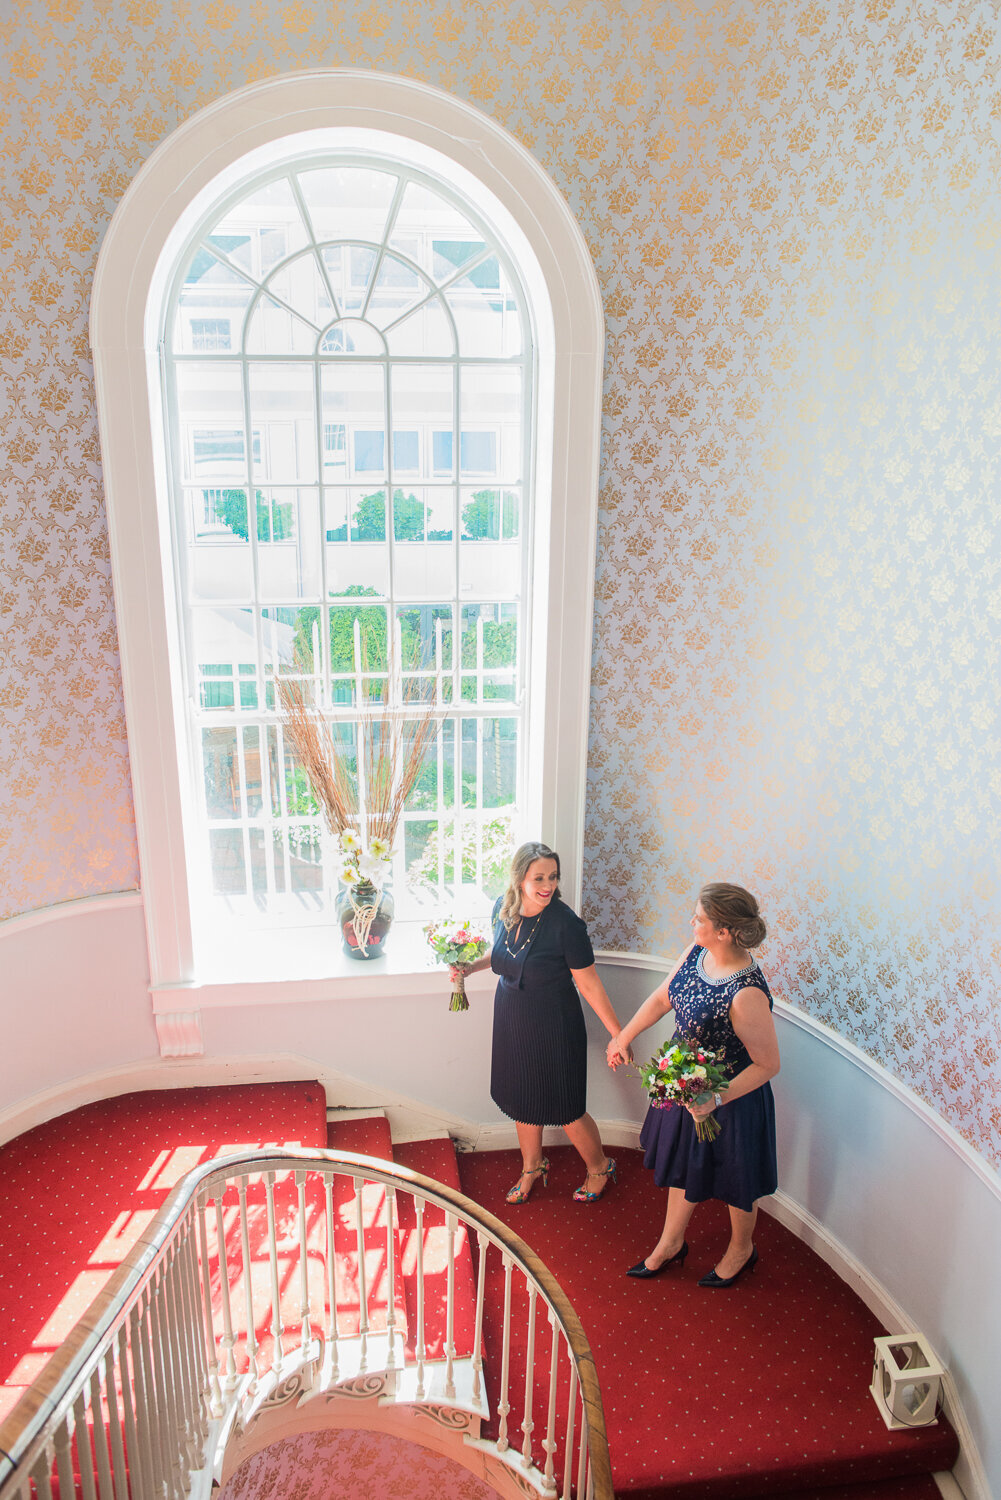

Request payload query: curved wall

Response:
[1,904,996,1496]
[1,0,999,1174]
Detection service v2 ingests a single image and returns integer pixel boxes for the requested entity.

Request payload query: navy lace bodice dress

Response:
[640,945,778,1212]
[489,897,594,1127]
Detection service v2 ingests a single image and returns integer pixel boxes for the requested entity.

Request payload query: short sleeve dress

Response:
[489,896,595,1127]
[639,945,778,1213]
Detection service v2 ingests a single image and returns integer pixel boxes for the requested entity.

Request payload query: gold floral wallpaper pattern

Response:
[1,1,998,1164]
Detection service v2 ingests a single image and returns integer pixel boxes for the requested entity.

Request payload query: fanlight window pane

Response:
[170,155,531,919]
[298,166,399,243]
[267,252,334,328]
[245,294,318,355]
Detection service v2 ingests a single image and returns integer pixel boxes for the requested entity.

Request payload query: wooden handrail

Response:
[0,1147,612,1498]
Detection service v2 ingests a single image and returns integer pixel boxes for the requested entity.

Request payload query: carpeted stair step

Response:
[0,1082,327,1424]
[456,1145,959,1500]
[392,1136,477,1361]
[777,1476,945,1499]
[325,1111,408,1344]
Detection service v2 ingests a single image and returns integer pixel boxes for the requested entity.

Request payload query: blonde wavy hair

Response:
[498,841,561,929]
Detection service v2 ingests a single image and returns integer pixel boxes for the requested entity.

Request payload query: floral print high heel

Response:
[573,1157,617,1202]
[505,1158,550,1204]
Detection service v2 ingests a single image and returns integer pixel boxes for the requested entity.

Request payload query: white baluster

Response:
[31,1454,54,1500]
[353,1174,369,1371]
[197,1195,223,1410]
[414,1196,426,1400]
[120,1321,149,1500]
[104,1343,129,1500]
[134,1299,163,1499]
[238,1177,260,1383]
[541,1311,560,1495]
[174,1227,204,1461]
[295,1170,314,1361]
[561,1359,578,1500]
[497,1253,513,1452]
[471,1230,488,1406]
[179,1210,210,1440]
[212,1194,238,1391]
[90,1366,114,1500]
[53,1414,74,1500]
[145,1271,179,1498]
[73,1390,98,1500]
[264,1171,285,1370]
[384,1184,398,1369]
[444,1211,457,1399]
[576,1408,588,1500]
[323,1171,340,1384]
[165,1244,195,1479]
[521,1284,538,1467]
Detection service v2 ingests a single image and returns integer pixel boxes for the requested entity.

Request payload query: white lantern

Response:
[870,1334,944,1430]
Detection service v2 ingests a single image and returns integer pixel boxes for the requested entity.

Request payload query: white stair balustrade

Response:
[0,1148,612,1500]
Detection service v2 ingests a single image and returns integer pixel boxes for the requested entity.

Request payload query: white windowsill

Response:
[152,917,496,1012]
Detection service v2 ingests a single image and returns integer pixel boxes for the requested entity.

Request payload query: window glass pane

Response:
[207,177,309,271]
[445,258,522,356]
[321,244,379,318]
[177,364,245,482]
[298,166,399,243]
[384,298,454,356]
[354,430,385,473]
[262,605,322,684]
[245,293,318,355]
[391,366,453,480]
[389,181,480,280]
[392,430,420,473]
[460,487,520,541]
[367,252,428,329]
[459,431,497,476]
[248,363,316,482]
[461,366,521,481]
[192,607,258,711]
[188,489,254,600]
[202,727,239,818]
[481,717,517,807]
[328,599,388,691]
[267,250,334,329]
[209,828,246,893]
[321,364,385,481]
[174,254,255,355]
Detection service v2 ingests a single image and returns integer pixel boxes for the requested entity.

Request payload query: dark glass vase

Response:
[335,882,394,960]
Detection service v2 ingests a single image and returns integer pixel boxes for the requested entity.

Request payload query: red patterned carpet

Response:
[0,1092,957,1498]
[456,1146,957,1499]
[0,1083,327,1422]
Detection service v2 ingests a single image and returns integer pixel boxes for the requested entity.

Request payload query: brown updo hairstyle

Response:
[699,882,767,949]
[498,841,561,929]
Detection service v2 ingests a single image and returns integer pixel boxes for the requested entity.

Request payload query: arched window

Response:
[93,72,602,1012]
[168,155,531,927]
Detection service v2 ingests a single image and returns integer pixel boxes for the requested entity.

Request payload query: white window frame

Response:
[91,70,603,1009]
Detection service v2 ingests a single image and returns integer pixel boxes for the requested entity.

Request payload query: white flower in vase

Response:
[340,862,360,886]
[340,828,362,854]
[369,835,392,860]
[358,850,391,887]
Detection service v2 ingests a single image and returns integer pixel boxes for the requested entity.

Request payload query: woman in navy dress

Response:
[454,842,628,1205]
[607,883,779,1287]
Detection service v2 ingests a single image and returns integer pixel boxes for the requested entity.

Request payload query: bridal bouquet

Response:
[425,920,489,1012]
[638,1039,729,1142]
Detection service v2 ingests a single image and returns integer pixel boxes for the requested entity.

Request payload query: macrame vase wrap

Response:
[348,882,382,956]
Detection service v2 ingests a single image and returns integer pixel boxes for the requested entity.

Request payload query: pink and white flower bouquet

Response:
[425,920,489,1012]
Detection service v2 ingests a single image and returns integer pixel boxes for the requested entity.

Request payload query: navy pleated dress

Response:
[640,945,778,1213]
[489,897,594,1128]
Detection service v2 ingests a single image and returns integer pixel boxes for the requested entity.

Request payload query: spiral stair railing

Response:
[0,1148,611,1500]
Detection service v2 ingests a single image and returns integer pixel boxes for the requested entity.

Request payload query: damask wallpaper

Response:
[1,1,998,1163]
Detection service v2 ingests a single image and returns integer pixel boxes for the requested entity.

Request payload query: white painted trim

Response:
[91,68,603,992]
[595,948,1001,1204]
[0,890,143,936]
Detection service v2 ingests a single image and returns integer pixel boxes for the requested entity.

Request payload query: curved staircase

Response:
[0,1085,960,1499]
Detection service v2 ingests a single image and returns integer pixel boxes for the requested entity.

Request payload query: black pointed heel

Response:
[698,1245,758,1288]
[626,1241,689,1278]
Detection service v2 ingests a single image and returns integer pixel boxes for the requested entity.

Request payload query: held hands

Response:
[687,1096,717,1122]
[448,964,468,985]
[606,1034,633,1070]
